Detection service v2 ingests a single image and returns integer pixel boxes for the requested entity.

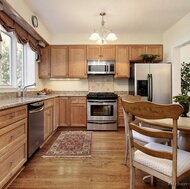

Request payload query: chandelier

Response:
[89,12,117,44]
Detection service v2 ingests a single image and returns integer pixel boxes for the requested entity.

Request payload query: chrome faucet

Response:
[22,83,36,98]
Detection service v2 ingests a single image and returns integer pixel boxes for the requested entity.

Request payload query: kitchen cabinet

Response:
[53,97,60,130]
[44,99,54,140]
[70,97,86,127]
[51,45,68,78]
[0,105,27,188]
[115,46,130,78]
[117,97,124,127]
[39,46,51,79]
[129,45,163,62]
[146,45,163,61]
[87,45,116,60]
[59,97,86,127]
[69,46,87,78]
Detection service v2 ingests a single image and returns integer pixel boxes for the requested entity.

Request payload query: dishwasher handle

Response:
[29,106,44,114]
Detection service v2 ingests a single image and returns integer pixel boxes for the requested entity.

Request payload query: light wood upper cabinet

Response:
[146,45,163,61]
[129,45,146,61]
[69,46,87,78]
[50,46,68,78]
[115,46,130,78]
[39,46,51,79]
[129,45,163,62]
[87,45,116,60]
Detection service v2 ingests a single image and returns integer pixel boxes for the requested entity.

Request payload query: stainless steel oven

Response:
[87,92,118,131]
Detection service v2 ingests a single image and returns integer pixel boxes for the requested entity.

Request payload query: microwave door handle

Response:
[106,64,108,73]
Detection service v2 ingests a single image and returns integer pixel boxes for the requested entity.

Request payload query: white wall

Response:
[163,13,190,97]
[51,32,163,45]
[180,44,190,63]
[7,0,51,43]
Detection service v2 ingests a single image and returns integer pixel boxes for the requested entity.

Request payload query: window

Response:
[0,31,12,86]
[0,27,36,89]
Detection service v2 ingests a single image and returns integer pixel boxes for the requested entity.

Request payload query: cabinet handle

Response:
[11,113,16,118]
[10,135,15,140]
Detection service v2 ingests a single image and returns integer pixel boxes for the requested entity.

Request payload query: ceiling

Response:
[23,0,190,38]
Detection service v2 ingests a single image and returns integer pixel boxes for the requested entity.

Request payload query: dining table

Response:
[137,115,190,152]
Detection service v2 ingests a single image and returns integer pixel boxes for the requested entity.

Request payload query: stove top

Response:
[87,92,118,100]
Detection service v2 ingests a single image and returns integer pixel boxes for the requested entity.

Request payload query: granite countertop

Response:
[0,95,57,110]
[0,91,88,110]
[0,91,128,110]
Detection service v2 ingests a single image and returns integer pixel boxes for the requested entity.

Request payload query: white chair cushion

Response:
[134,142,190,177]
[133,128,169,144]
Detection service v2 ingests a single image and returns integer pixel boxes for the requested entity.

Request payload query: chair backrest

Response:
[122,100,183,183]
[121,95,141,131]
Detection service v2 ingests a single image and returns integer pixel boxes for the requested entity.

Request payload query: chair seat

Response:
[134,142,190,177]
[133,127,169,144]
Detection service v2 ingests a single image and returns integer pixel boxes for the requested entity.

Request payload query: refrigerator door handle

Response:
[148,74,153,101]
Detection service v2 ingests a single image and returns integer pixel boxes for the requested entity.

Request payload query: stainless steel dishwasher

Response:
[28,101,44,158]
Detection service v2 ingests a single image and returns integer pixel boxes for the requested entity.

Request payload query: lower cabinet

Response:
[118,97,125,127]
[53,97,60,130]
[0,105,27,188]
[59,96,86,127]
[44,99,54,140]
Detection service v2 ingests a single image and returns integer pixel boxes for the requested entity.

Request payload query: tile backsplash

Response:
[88,75,114,92]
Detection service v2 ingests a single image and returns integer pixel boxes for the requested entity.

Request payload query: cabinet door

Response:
[87,45,116,60]
[101,46,116,60]
[87,46,100,60]
[115,46,130,78]
[50,46,68,78]
[53,97,59,130]
[129,45,146,61]
[69,46,87,78]
[146,45,163,61]
[39,46,50,78]
[44,107,53,140]
[70,97,86,127]
[59,97,70,127]
[117,98,124,127]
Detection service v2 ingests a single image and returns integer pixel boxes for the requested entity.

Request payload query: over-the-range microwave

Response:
[87,60,115,75]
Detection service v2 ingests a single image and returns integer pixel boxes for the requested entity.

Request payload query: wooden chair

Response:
[122,100,190,189]
[121,95,169,166]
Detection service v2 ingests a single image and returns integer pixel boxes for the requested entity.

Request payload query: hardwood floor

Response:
[8,128,190,189]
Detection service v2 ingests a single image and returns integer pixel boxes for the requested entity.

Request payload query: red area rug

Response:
[43,131,92,157]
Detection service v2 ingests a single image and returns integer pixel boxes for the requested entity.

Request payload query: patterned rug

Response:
[43,131,92,158]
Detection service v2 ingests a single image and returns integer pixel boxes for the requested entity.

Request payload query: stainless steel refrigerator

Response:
[129,63,172,104]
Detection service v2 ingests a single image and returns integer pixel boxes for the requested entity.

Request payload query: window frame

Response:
[0,27,36,90]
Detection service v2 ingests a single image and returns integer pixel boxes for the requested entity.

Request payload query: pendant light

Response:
[89,12,117,44]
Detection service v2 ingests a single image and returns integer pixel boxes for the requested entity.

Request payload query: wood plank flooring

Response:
[8,128,190,189]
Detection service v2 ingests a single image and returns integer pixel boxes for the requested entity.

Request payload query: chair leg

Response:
[143,175,157,185]
[124,141,129,165]
[130,166,135,189]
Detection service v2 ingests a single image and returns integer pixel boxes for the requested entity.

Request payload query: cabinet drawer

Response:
[0,105,27,129]
[44,98,54,108]
[0,140,27,188]
[70,97,86,104]
[0,119,27,157]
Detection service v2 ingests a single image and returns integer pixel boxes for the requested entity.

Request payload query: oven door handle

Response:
[87,100,117,103]
[88,121,117,124]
